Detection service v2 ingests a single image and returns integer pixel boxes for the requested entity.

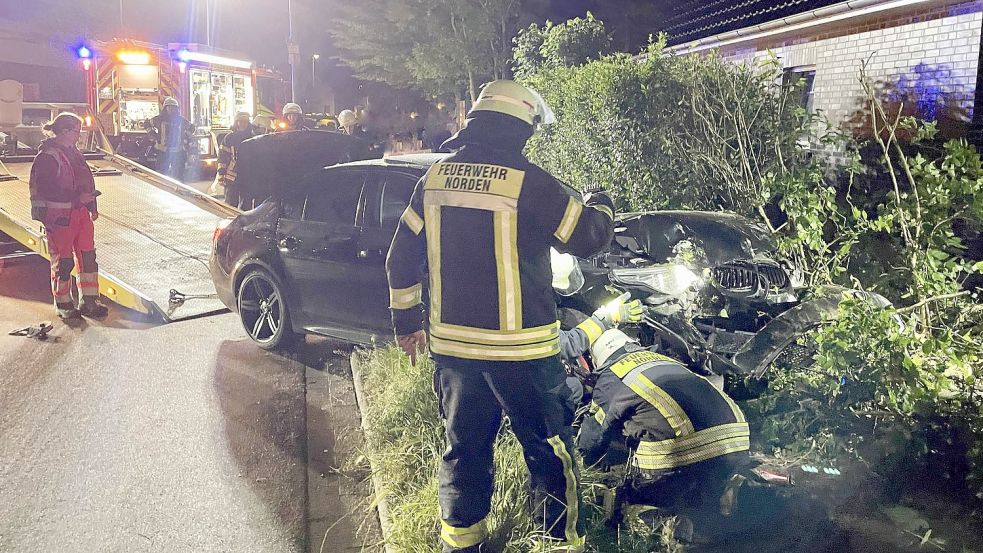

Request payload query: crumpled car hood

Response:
[614,211,777,264]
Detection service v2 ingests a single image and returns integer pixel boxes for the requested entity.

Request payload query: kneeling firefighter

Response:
[386,80,616,552]
[29,113,110,319]
[580,329,751,522]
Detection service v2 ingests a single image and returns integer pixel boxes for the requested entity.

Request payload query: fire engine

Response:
[78,39,263,167]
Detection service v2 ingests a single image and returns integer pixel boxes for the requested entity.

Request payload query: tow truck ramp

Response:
[0,147,239,322]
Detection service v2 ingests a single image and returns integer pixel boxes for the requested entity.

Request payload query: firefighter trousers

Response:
[45,207,99,308]
[433,355,584,552]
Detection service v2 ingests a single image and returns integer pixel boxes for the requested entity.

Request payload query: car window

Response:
[303,170,365,225]
[379,173,418,230]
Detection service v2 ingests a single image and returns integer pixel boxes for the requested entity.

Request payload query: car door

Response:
[276,167,367,328]
[355,169,421,334]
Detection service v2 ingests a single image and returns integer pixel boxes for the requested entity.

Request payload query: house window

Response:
[784,67,816,114]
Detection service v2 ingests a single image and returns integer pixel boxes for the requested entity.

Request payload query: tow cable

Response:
[168,289,219,306]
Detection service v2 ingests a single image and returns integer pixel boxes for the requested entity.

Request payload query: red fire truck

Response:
[79,39,260,167]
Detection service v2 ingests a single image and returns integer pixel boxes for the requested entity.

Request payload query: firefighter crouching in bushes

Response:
[29,112,110,320]
[579,328,751,536]
[386,80,615,552]
[214,111,258,206]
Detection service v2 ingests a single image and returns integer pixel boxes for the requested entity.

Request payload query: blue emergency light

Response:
[76,45,92,59]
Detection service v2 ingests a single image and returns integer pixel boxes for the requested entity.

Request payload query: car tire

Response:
[237,268,298,350]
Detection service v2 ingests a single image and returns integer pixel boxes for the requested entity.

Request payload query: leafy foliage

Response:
[519,30,814,219]
[327,0,545,101]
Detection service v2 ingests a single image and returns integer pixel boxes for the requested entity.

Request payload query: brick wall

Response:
[719,1,982,132]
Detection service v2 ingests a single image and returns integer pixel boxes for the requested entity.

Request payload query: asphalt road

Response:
[0,255,377,552]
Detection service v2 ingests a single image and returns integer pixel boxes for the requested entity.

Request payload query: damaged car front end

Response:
[562,211,889,385]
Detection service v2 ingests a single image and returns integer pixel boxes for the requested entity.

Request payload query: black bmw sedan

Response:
[209,152,445,350]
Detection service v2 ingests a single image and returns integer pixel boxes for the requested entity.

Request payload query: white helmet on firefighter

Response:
[470,80,555,126]
[550,247,584,296]
[163,96,179,108]
[590,329,637,368]
[282,102,303,116]
[337,109,358,128]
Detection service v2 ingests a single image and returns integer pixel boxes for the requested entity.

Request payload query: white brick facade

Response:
[717,2,982,130]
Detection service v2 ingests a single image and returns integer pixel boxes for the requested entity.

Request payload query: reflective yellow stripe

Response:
[430,335,560,361]
[494,210,521,330]
[554,197,582,243]
[425,205,442,322]
[575,318,604,344]
[547,436,581,544]
[43,201,73,209]
[440,518,487,549]
[430,321,558,346]
[31,199,47,208]
[389,283,422,309]
[637,423,749,454]
[610,351,677,378]
[424,162,525,199]
[719,389,747,423]
[425,189,518,212]
[635,424,750,470]
[593,203,614,220]
[628,374,695,436]
[591,401,606,425]
[401,206,424,235]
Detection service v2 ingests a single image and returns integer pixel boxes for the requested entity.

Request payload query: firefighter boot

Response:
[56,302,81,320]
[79,296,109,318]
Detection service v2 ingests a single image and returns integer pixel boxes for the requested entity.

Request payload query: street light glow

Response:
[176,49,252,69]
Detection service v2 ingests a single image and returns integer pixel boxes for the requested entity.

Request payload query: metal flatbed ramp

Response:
[0,157,231,321]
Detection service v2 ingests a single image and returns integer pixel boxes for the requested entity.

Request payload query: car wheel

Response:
[237,268,297,350]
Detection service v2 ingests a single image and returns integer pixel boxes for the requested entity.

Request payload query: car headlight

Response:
[611,264,702,296]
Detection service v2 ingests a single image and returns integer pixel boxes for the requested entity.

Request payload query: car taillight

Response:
[213,218,233,242]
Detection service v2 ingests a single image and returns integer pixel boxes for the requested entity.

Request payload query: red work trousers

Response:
[45,207,99,308]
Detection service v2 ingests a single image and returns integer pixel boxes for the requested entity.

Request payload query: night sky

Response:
[4,0,665,106]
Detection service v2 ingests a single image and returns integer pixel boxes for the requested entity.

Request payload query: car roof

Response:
[331,152,449,172]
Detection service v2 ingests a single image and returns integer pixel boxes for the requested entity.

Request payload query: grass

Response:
[352,346,678,553]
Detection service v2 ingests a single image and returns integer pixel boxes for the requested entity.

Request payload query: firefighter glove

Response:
[31,206,46,222]
[594,292,644,325]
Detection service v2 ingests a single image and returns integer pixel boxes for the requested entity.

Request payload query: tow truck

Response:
[0,86,238,322]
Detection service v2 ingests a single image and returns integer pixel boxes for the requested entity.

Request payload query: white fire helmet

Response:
[282,102,303,116]
[338,109,358,128]
[470,80,555,127]
[590,329,637,368]
[163,96,179,108]
[550,247,584,296]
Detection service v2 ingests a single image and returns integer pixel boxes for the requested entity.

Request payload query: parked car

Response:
[209,151,444,349]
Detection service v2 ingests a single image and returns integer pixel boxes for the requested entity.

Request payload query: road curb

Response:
[349,348,396,553]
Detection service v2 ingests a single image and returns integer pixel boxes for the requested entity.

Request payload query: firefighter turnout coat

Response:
[386,149,614,365]
[579,348,750,474]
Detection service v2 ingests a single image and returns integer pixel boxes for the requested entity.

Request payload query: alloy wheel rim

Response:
[239,274,282,343]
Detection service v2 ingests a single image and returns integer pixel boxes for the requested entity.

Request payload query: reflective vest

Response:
[386,146,614,364]
[581,350,750,473]
[29,143,97,222]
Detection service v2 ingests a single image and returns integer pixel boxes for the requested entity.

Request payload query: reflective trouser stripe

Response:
[440,518,487,549]
[78,272,99,296]
[50,253,73,305]
[547,435,581,544]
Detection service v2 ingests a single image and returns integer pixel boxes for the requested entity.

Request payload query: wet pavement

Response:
[0,255,379,552]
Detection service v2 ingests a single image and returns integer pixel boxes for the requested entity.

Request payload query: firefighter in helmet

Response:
[386,80,615,552]
[215,111,258,207]
[278,103,309,131]
[579,329,751,528]
[148,96,192,179]
[337,109,358,135]
[29,113,110,319]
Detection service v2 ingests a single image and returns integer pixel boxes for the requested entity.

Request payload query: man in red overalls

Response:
[29,112,109,320]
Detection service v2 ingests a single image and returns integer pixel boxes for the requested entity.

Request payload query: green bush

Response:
[518,32,813,219]
[517,16,983,500]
